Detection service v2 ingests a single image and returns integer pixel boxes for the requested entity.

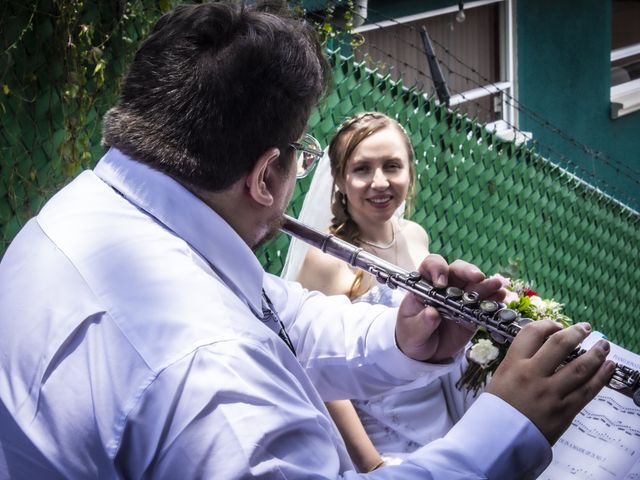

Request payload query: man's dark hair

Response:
[102,1,331,191]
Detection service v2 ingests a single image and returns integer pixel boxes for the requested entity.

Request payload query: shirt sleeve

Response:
[396,393,552,479]
[265,275,463,401]
[115,342,551,480]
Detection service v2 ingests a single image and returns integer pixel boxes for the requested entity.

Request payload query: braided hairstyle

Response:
[327,112,416,297]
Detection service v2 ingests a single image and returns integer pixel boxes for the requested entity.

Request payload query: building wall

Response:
[517,0,640,212]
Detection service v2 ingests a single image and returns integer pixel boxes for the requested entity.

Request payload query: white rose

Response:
[469,339,500,366]
[529,295,544,307]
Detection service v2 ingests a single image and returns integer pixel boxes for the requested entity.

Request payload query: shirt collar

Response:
[93,147,265,315]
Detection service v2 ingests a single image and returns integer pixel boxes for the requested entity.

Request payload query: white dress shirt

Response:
[0,148,551,479]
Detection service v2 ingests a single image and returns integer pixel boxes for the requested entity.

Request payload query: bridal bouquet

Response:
[456,275,573,394]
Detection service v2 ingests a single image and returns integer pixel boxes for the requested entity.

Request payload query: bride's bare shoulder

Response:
[398,218,429,245]
[296,246,355,296]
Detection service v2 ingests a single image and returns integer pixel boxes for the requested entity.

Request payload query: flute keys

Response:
[407,271,422,286]
[444,288,479,307]
[445,287,464,299]
[491,331,508,344]
[506,317,533,338]
[496,308,518,325]
[480,300,500,314]
[462,292,479,306]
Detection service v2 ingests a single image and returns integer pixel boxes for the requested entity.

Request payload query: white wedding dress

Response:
[282,151,479,458]
[351,284,477,457]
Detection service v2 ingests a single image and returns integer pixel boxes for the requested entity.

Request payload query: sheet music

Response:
[539,332,640,480]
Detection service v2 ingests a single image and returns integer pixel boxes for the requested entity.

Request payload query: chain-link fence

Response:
[258,53,640,352]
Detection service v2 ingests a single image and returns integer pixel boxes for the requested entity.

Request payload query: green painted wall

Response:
[517,0,640,212]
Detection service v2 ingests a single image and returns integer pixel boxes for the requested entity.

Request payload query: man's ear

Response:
[245,147,282,207]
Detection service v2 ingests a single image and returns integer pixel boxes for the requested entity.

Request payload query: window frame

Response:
[610,44,640,119]
[610,0,640,119]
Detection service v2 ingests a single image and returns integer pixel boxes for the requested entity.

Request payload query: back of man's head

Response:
[102,1,330,191]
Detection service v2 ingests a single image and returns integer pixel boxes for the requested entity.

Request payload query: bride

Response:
[282,112,483,471]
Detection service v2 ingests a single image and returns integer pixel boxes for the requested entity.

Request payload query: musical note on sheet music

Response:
[593,394,640,419]
[544,461,595,479]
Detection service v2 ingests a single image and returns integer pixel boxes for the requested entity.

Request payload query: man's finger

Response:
[506,319,564,361]
[448,260,485,287]
[534,323,592,376]
[553,339,611,397]
[463,277,506,301]
[560,358,615,405]
[399,292,427,317]
[417,254,449,288]
[395,302,442,360]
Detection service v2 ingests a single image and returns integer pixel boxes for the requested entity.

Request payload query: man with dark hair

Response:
[0,2,613,478]
[102,1,331,193]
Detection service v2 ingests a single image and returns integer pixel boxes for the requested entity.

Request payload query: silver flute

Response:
[281,214,640,407]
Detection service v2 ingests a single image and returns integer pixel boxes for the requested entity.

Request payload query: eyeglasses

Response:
[289,133,323,179]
